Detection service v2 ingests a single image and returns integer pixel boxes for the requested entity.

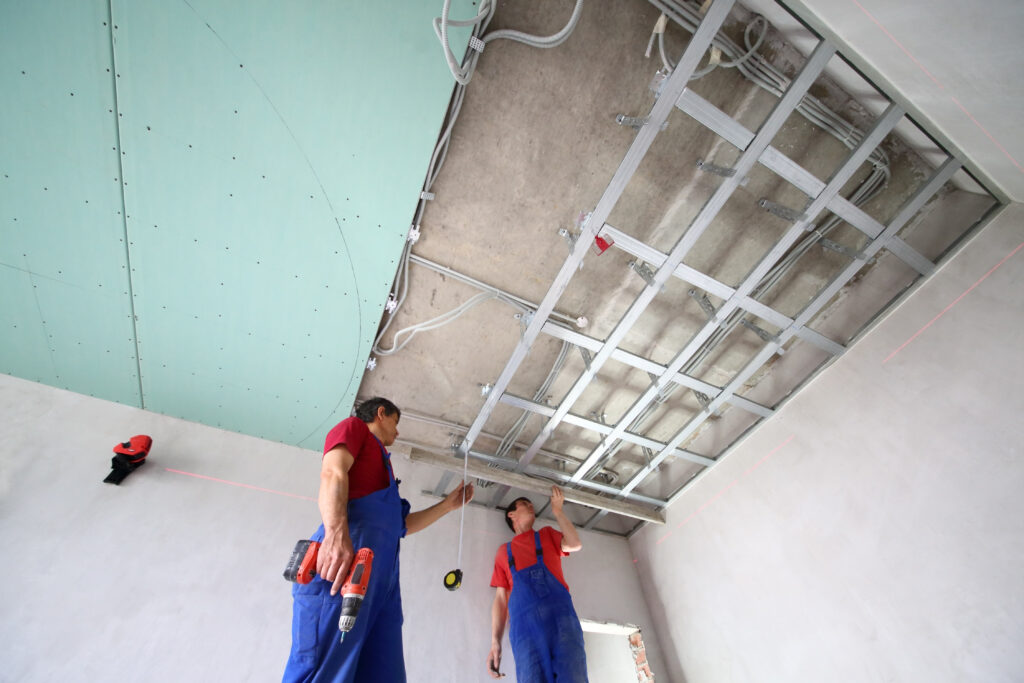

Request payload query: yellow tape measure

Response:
[443,568,462,591]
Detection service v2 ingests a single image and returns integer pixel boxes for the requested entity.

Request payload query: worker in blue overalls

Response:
[487,486,588,682]
[283,397,473,683]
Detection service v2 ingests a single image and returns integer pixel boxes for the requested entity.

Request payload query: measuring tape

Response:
[443,443,472,592]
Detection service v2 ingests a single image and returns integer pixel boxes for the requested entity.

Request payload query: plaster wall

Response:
[0,372,665,682]
[777,0,1024,201]
[630,203,1024,682]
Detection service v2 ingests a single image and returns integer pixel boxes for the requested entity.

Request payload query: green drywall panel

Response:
[0,1,141,406]
[0,268,54,384]
[2,0,472,446]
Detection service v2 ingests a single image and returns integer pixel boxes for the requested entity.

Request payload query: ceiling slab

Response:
[359,0,1001,534]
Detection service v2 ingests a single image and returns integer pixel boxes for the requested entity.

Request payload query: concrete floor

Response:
[358,0,997,535]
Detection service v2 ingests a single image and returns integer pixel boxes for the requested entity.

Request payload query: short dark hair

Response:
[354,397,401,423]
[504,496,532,532]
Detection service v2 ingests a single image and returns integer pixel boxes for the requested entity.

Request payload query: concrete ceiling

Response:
[3,0,1017,535]
[358,0,1008,535]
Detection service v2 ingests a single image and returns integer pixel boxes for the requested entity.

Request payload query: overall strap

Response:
[507,531,544,571]
[370,434,396,483]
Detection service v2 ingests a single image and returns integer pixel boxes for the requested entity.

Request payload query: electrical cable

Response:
[496,340,570,458]
[376,1,588,362]
[481,0,585,50]
[374,291,528,356]
[650,0,890,174]
[435,0,585,85]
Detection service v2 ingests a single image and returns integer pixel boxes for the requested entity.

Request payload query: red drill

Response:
[284,540,374,641]
[338,548,374,642]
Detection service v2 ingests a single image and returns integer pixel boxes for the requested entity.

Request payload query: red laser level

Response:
[103,435,152,485]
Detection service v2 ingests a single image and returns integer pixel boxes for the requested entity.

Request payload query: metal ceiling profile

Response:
[367,0,1000,535]
[454,0,740,523]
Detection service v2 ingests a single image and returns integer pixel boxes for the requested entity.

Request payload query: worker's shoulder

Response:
[335,415,367,430]
[327,415,370,439]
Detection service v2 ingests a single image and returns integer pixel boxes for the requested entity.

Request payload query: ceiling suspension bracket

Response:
[695,158,735,177]
[558,226,578,250]
[578,346,593,371]
[615,113,669,131]
[818,236,876,263]
[693,390,717,416]
[739,318,783,353]
[687,288,717,320]
[757,198,807,222]
[629,259,658,288]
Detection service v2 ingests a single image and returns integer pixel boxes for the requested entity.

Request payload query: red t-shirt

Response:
[322,416,393,501]
[490,526,570,592]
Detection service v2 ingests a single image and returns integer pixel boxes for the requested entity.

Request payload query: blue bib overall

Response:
[283,438,409,683]
[506,532,588,682]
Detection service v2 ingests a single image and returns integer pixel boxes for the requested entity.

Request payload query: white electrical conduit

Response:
[374,291,528,356]
[657,14,767,80]
[650,0,890,173]
[435,0,585,85]
[377,1,587,360]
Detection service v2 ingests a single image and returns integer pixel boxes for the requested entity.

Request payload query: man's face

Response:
[376,408,400,447]
[508,499,535,531]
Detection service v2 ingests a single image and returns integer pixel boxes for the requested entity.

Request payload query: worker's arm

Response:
[317,445,356,595]
[405,480,475,535]
[550,486,582,553]
[488,586,509,678]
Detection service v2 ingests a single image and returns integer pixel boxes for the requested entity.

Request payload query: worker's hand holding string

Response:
[445,480,475,511]
[318,527,355,596]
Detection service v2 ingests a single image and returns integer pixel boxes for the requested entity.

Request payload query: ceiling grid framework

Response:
[365,0,1001,535]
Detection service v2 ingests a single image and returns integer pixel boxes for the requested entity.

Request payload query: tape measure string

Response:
[456,447,469,568]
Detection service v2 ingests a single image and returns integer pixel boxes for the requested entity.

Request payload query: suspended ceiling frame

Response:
[415,0,1000,533]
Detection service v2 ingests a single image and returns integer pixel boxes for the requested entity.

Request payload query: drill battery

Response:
[283,539,320,584]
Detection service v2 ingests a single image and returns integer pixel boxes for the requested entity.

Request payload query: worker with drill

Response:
[282,397,474,683]
[487,486,589,682]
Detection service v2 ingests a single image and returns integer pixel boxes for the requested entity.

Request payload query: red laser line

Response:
[848,0,1022,175]
[848,0,943,88]
[165,467,316,501]
[654,435,794,546]
[951,97,1024,173]
[884,240,1024,363]
[744,434,795,476]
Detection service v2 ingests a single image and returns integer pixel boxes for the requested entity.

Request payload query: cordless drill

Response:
[283,540,374,641]
[338,547,373,642]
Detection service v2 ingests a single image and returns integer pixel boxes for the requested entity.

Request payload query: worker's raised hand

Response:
[445,480,475,511]
[487,643,505,678]
[318,527,355,596]
[550,485,565,513]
